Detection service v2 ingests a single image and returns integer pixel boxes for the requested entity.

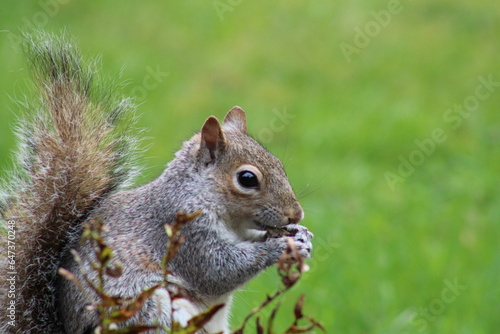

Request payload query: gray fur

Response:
[0,33,312,334]
[59,122,312,333]
[0,31,141,334]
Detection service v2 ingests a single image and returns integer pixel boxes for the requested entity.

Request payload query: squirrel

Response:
[0,32,313,334]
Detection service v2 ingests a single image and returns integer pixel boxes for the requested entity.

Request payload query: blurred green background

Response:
[1,1,498,333]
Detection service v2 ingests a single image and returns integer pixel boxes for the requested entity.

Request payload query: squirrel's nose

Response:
[286,203,304,225]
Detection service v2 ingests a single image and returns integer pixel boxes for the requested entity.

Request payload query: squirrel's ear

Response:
[223,106,247,134]
[200,116,226,165]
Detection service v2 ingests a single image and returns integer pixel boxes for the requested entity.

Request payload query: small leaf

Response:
[106,262,123,278]
[105,325,159,333]
[98,246,114,266]
[100,294,124,308]
[70,249,83,264]
[256,317,264,334]
[58,267,84,291]
[105,284,161,323]
[165,224,173,238]
[305,315,326,333]
[267,303,281,334]
[294,295,305,320]
[175,303,225,334]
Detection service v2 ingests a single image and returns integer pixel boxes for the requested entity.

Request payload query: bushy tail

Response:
[0,32,141,333]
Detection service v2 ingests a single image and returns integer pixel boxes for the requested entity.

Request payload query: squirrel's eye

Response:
[238,171,259,189]
[233,164,262,194]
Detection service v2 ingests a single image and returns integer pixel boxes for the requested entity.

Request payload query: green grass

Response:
[0,1,498,333]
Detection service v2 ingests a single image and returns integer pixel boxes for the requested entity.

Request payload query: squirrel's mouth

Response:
[253,220,271,231]
[252,220,297,239]
[253,220,286,232]
[244,220,295,241]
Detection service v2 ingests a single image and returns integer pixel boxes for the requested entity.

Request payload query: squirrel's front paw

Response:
[285,224,313,259]
[263,225,313,265]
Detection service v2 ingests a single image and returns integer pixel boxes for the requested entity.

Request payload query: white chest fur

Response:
[155,289,233,333]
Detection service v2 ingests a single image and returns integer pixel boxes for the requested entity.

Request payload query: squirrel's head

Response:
[190,106,303,240]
